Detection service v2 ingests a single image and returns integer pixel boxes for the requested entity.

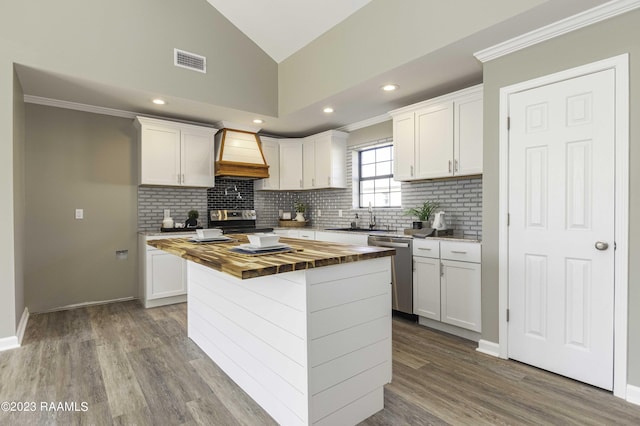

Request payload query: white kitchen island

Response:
[148,236,394,425]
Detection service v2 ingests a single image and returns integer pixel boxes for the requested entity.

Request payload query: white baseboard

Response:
[0,308,30,352]
[476,339,500,357]
[35,296,136,314]
[627,384,640,406]
[16,307,29,345]
[0,336,19,352]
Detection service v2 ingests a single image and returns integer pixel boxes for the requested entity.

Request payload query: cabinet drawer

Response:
[412,239,440,258]
[440,241,481,263]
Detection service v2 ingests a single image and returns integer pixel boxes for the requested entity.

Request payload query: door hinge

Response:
[507,213,510,226]
[506,309,510,322]
[507,117,511,130]
[614,241,617,250]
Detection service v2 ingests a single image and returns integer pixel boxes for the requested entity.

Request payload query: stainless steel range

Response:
[209,209,273,234]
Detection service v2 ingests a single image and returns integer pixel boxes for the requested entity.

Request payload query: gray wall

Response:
[138,187,208,232]
[482,10,640,385]
[0,0,277,116]
[278,0,547,115]
[24,105,138,313]
[13,67,25,327]
[0,61,17,339]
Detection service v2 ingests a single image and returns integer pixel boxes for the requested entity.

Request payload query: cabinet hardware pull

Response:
[328,176,331,185]
[454,159,459,172]
[410,165,414,176]
[312,178,315,187]
[299,179,302,188]
[448,160,452,173]
[418,247,431,250]
[182,174,185,184]
[440,262,444,277]
[451,250,467,254]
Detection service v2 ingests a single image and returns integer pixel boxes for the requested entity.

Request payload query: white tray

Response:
[235,243,291,252]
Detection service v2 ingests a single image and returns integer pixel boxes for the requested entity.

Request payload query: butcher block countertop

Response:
[147,235,395,279]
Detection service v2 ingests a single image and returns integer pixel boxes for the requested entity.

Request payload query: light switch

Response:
[75,209,84,219]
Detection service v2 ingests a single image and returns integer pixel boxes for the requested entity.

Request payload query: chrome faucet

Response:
[368,205,376,230]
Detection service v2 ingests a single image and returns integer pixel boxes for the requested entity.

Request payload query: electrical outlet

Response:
[75,209,84,219]
[338,209,343,217]
[115,250,129,260]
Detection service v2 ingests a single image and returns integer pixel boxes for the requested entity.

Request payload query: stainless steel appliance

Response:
[367,235,413,315]
[209,209,274,234]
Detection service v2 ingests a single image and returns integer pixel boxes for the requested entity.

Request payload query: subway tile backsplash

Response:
[137,137,482,239]
[255,137,482,239]
[138,187,208,231]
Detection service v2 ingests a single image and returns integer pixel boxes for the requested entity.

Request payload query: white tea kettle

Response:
[432,211,447,230]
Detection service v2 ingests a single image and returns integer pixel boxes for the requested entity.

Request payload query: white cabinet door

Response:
[181,128,215,187]
[279,140,303,190]
[255,137,280,190]
[146,249,187,300]
[415,102,454,179]
[413,256,441,320]
[302,138,316,188]
[440,259,481,332]
[392,111,415,181]
[454,91,483,176]
[140,124,181,185]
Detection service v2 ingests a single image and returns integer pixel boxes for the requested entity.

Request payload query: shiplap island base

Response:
[147,236,394,425]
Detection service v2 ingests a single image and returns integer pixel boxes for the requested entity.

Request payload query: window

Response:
[359,145,401,207]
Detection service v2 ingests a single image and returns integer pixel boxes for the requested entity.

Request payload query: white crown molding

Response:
[474,0,640,63]
[24,95,137,119]
[337,113,390,133]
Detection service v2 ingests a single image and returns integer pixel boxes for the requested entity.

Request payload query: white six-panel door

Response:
[507,69,615,390]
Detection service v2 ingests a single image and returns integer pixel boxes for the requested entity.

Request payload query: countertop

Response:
[275,227,482,243]
[139,227,481,243]
[146,234,395,280]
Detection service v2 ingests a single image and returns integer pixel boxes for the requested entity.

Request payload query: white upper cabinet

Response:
[255,137,280,190]
[279,139,304,190]
[267,130,347,191]
[454,91,483,176]
[393,111,416,180]
[302,130,347,189]
[390,84,483,181]
[135,117,217,187]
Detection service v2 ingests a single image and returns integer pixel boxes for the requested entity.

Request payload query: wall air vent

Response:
[174,48,206,73]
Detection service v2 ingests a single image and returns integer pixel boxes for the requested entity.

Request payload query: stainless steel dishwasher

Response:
[367,235,413,315]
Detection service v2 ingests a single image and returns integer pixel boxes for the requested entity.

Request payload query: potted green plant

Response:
[294,201,306,222]
[185,209,199,228]
[404,201,439,229]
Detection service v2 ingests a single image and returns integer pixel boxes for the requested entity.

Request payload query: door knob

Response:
[595,241,609,251]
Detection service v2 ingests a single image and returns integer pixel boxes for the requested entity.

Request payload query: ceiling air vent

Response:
[174,48,206,73]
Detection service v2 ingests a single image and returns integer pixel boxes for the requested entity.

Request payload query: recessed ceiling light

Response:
[323,107,334,114]
[253,119,264,124]
[381,84,399,92]
[152,98,166,105]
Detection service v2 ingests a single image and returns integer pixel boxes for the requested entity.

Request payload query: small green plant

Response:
[294,201,306,213]
[404,201,439,221]
[186,210,199,227]
[188,210,199,220]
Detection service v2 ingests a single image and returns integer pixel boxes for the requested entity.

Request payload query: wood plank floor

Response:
[1,301,639,425]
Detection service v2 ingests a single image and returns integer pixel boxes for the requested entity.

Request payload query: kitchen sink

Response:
[324,227,389,233]
[324,227,377,233]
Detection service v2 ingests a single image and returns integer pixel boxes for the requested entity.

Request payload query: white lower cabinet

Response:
[413,256,441,320]
[440,259,481,332]
[413,239,481,334]
[139,234,189,308]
